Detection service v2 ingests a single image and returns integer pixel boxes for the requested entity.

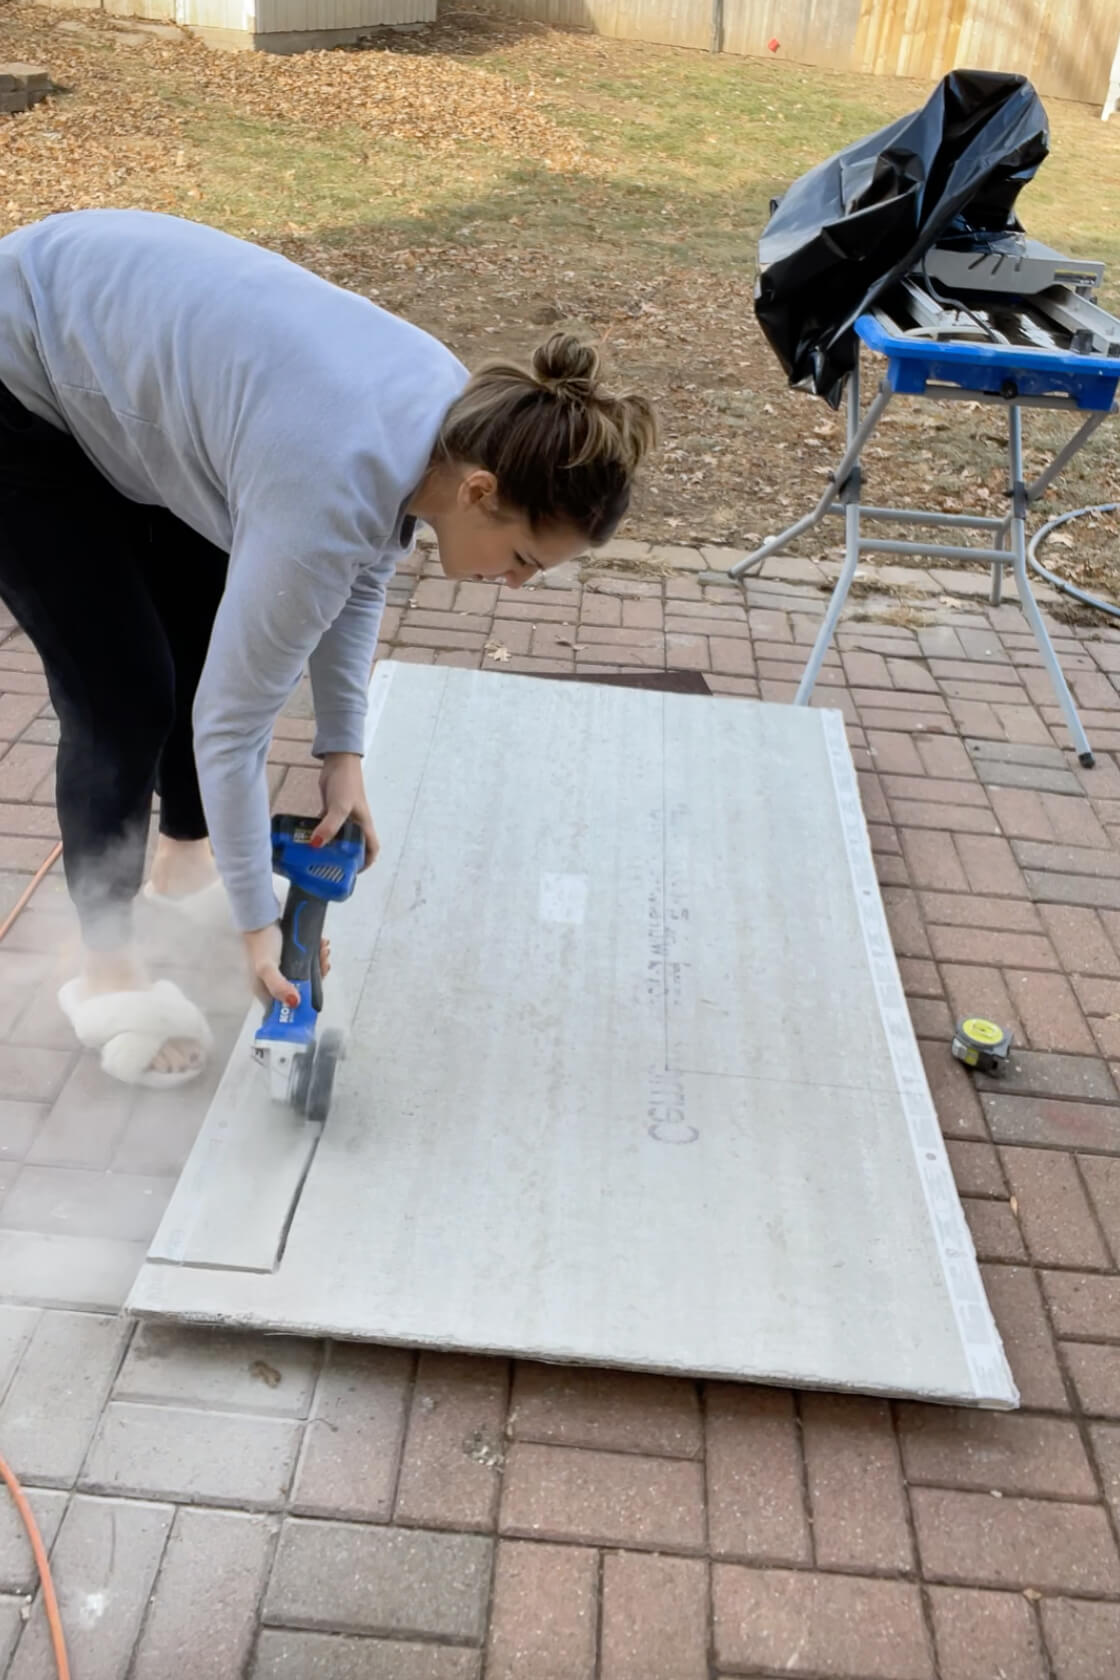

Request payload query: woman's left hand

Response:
[313,751,379,869]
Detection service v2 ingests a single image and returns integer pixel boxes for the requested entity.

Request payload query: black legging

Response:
[0,381,228,950]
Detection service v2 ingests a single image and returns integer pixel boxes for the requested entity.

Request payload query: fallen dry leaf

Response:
[484,641,511,662]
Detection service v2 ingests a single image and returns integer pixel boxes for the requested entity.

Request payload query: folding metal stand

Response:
[730,317,1120,767]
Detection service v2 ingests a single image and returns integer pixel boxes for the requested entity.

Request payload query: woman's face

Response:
[428,468,586,590]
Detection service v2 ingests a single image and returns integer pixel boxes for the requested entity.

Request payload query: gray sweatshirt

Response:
[0,210,468,933]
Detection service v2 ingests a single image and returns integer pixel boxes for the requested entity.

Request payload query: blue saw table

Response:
[732,311,1120,765]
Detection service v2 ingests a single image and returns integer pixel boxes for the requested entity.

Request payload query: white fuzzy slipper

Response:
[58,978,214,1089]
[141,874,287,931]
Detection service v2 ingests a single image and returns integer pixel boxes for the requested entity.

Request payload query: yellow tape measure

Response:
[951,1017,1013,1075]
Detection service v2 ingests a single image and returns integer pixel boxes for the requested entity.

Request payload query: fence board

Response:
[489,0,1119,106]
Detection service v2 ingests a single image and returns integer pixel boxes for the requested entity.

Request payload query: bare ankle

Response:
[82,946,150,996]
[150,837,218,898]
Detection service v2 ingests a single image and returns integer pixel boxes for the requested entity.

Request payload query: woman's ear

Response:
[458,467,499,510]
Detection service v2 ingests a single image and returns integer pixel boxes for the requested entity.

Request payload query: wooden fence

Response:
[490,0,1120,105]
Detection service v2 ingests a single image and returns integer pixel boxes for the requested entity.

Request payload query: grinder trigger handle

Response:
[278,884,329,1015]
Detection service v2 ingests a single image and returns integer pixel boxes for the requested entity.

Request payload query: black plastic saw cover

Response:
[755,70,1049,407]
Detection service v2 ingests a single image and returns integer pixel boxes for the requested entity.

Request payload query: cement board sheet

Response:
[129,664,1016,1407]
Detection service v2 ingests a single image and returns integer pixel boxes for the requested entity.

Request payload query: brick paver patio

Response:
[2,535,1120,1678]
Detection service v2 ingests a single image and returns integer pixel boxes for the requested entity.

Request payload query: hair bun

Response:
[531,333,601,400]
[436,336,656,543]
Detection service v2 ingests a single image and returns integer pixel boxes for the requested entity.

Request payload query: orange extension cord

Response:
[0,1455,69,1679]
[0,842,62,943]
[0,841,71,1678]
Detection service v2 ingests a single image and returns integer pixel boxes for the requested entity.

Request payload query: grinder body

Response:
[253,815,364,1119]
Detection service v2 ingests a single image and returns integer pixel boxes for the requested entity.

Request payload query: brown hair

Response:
[434,334,656,545]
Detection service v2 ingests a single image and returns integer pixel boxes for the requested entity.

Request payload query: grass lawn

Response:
[2,0,1118,583]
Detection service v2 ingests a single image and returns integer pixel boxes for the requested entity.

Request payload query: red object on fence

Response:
[768,37,780,51]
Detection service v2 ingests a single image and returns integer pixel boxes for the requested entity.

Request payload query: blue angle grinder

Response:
[252,814,364,1122]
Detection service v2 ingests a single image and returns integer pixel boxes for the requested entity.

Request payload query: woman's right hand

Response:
[244,924,298,1009]
[243,925,332,1009]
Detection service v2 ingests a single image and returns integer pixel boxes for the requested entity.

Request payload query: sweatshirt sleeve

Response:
[192,527,386,934]
[307,548,396,756]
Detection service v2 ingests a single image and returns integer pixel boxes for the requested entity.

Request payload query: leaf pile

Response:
[0,1,586,235]
[182,32,586,166]
[0,12,188,224]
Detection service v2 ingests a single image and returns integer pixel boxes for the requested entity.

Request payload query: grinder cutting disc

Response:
[290,1029,346,1122]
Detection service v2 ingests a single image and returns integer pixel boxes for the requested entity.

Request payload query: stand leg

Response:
[1006,406,1094,767]
[990,527,1004,608]
[729,379,893,580]
[796,367,866,706]
[729,482,841,579]
[995,409,1112,548]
